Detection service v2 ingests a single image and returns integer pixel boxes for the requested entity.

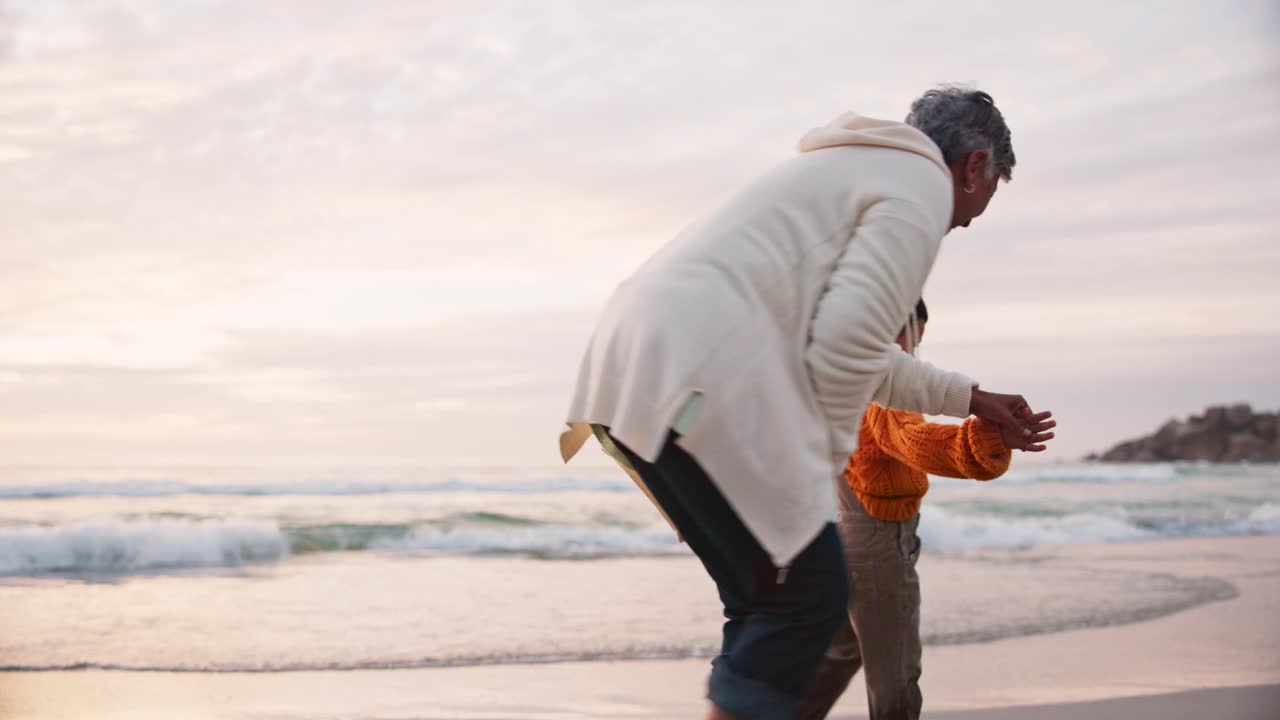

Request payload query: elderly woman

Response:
[560,86,1054,720]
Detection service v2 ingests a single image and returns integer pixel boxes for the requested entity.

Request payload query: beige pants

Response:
[796,481,922,720]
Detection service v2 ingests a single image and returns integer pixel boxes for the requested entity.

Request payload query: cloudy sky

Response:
[2,0,1278,469]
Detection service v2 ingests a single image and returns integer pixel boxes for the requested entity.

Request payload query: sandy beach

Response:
[2,534,1276,719]
[6,0,1278,717]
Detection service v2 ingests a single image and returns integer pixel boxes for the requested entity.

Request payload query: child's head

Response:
[895,298,928,353]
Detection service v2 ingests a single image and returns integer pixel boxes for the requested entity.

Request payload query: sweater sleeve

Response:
[872,343,975,420]
[866,406,1012,480]
[803,194,974,467]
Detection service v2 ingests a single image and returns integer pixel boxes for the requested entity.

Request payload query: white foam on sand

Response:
[8,500,1280,576]
[917,506,1156,549]
[371,523,687,559]
[0,517,287,575]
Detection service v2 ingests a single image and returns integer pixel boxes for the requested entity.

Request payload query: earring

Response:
[964,185,975,193]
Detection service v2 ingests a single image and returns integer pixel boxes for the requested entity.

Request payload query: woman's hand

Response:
[970,388,1057,451]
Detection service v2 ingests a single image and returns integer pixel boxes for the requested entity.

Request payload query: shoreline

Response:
[921,684,1280,720]
[1,534,1276,719]
[0,535,1251,675]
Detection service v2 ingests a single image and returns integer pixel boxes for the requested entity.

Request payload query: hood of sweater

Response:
[797,112,951,178]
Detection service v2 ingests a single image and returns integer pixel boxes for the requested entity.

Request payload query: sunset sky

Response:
[2,0,1278,468]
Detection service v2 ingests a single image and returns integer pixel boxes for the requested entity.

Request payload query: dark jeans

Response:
[611,431,848,720]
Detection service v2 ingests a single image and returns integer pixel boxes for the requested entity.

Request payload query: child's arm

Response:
[864,404,1011,480]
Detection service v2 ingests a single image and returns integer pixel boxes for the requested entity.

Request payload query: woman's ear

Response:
[965,149,990,189]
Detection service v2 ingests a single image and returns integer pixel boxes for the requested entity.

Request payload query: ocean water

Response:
[0,462,1275,673]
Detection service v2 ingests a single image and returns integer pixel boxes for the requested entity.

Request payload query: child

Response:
[796,299,1053,720]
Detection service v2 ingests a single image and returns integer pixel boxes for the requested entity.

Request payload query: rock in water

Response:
[1092,405,1280,462]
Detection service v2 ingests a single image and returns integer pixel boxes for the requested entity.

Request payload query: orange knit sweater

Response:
[845,404,1011,521]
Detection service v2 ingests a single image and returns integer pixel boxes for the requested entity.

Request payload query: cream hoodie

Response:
[561,114,974,566]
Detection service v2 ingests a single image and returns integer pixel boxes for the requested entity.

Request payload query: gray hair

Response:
[905,85,1015,181]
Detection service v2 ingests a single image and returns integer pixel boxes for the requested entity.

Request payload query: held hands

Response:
[968,388,1057,452]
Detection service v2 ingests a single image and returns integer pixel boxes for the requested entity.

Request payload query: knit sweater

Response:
[846,404,1011,521]
[562,113,972,566]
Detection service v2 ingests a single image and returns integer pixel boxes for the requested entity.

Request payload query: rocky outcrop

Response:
[1089,404,1280,463]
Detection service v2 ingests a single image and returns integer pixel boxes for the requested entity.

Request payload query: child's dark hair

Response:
[899,298,928,336]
